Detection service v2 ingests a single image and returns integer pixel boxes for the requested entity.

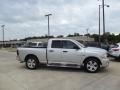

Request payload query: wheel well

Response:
[25,54,39,62]
[83,57,102,65]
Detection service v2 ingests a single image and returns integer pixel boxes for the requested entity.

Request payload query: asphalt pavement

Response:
[0,50,120,90]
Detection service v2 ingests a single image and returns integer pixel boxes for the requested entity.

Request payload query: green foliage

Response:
[90,33,120,43]
[19,32,120,44]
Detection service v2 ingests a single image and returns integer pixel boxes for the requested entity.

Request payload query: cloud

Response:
[0,0,119,40]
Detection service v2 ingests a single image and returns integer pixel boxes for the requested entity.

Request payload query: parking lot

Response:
[0,50,120,90]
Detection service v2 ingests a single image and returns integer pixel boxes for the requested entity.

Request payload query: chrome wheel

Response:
[27,59,36,69]
[86,61,98,72]
[84,58,100,73]
[26,56,39,69]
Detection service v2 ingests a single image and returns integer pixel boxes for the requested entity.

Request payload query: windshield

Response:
[73,40,85,48]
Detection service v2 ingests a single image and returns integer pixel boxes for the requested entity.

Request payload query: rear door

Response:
[47,40,63,63]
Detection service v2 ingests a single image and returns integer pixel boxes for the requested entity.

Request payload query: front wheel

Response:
[84,58,100,73]
[26,56,39,70]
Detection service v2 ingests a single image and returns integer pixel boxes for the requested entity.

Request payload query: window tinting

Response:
[38,43,42,47]
[52,40,62,48]
[62,41,79,49]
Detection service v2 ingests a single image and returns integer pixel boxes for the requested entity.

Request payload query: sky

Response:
[0,0,120,40]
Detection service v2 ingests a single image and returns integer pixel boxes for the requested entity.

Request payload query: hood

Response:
[84,47,107,54]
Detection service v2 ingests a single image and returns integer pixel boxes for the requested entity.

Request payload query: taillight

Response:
[112,48,119,51]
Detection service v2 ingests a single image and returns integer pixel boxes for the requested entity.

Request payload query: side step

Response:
[47,63,81,68]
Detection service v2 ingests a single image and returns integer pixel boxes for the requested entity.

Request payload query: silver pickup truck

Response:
[17,38,109,73]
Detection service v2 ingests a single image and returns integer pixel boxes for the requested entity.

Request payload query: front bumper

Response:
[101,58,109,68]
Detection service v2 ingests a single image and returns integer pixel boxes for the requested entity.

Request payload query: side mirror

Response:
[73,46,80,50]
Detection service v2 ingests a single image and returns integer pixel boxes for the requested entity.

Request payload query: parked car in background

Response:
[27,42,42,47]
[109,43,120,59]
[84,42,109,51]
[22,42,47,48]
[17,38,109,73]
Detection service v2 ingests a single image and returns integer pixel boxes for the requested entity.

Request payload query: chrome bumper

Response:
[16,56,24,63]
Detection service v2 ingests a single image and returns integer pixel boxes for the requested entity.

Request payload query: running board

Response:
[47,63,81,68]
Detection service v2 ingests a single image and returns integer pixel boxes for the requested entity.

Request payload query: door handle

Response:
[49,50,54,52]
[63,51,68,52]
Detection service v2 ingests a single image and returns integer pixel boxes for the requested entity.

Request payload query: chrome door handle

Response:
[49,50,54,52]
[63,51,68,52]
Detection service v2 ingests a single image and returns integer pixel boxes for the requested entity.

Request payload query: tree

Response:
[67,34,74,37]
[74,33,79,36]
[91,34,99,42]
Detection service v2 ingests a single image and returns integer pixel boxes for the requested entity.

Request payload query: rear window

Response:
[114,45,119,48]
[111,44,119,48]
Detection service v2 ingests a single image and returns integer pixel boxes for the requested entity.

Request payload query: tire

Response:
[25,56,39,70]
[118,55,120,59]
[115,56,120,61]
[84,58,100,73]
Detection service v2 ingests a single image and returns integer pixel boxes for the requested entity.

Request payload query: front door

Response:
[48,40,82,64]
[61,40,82,64]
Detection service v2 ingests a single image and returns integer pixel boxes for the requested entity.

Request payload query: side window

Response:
[51,40,62,48]
[62,41,79,49]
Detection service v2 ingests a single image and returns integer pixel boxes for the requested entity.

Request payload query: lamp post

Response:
[98,0,109,43]
[86,28,89,42]
[99,5,101,45]
[102,0,105,36]
[1,25,5,48]
[98,0,110,42]
[45,14,52,39]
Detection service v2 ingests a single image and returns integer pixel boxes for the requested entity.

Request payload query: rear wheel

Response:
[26,56,39,69]
[84,58,100,73]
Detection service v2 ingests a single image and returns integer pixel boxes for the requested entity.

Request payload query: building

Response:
[27,36,94,43]
[0,36,94,48]
[0,41,26,48]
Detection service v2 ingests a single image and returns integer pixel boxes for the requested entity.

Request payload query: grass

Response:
[0,48,17,52]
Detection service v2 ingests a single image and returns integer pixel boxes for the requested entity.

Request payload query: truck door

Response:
[47,40,82,64]
[47,40,63,63]
[61,40,82,64]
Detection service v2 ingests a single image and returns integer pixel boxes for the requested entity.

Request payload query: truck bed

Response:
[17,47,47,63]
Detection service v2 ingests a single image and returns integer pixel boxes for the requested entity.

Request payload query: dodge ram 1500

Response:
[17,39,109,73]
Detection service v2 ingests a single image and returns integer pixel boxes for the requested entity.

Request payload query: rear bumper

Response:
[16,56,24,63]
[109,54,120,58]
[108,51,120,58]
[108,54,120,59]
